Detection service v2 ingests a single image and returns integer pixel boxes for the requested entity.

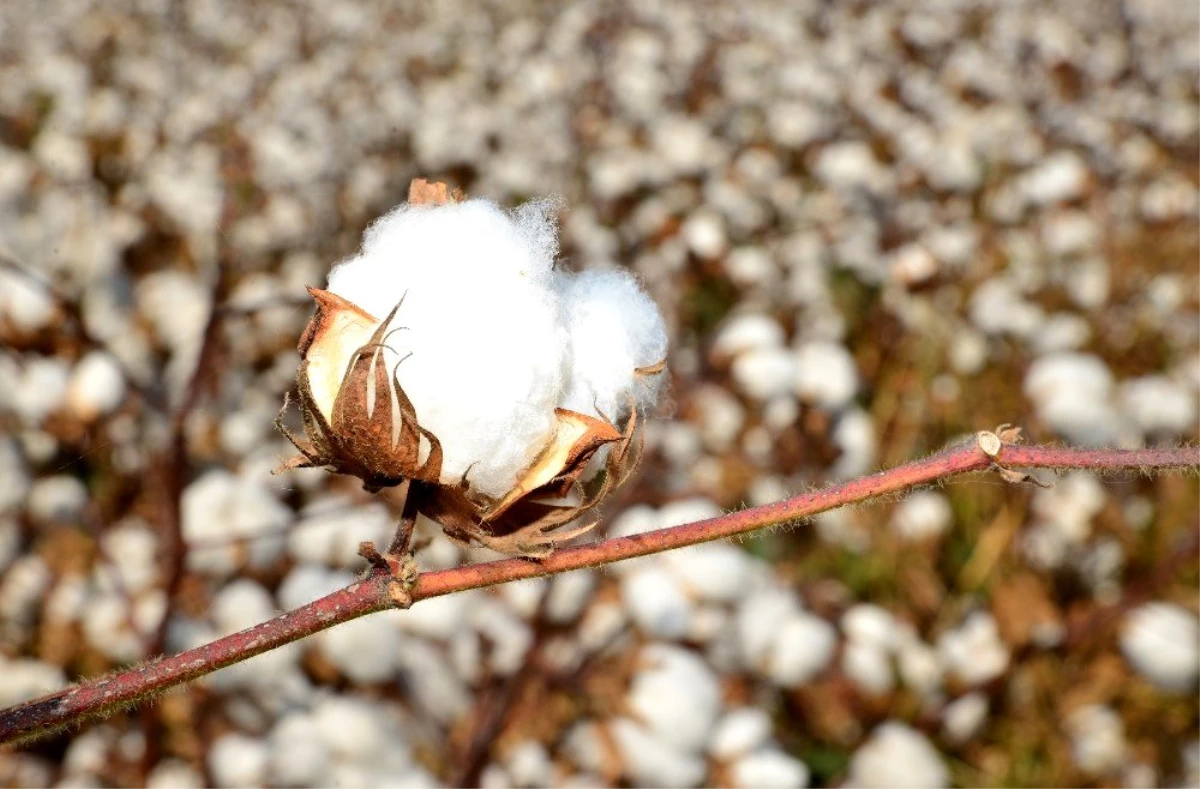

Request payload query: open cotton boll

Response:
[555,268,668,422]
[325,199,568,498]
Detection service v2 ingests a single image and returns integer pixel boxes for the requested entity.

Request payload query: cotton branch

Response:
[1,438,1196,746]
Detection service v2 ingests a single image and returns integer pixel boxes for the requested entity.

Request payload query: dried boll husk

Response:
[279,293,443,492]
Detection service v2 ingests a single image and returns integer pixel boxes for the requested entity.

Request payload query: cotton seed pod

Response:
[277,178,667,556]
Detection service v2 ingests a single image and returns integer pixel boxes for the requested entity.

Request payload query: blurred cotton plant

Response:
[277,180,667,556]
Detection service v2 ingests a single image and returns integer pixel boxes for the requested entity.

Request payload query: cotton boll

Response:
[729,749,811,789]
[317,613,401,684]
[848,722,948,789]
[27,475,88,524]
[505,741,553,788]
[66,351,127,422]
[609,717,708,788]
[211,579,277,634]
[1120,602,1200,692]
[268,712,332,787]
[326,199,568,498]
[622,565,693,639]
[1120,375,1197,437]
[0,657,66,707]
[709,708,772,760]
[842,605,900,652]
[764,611,838,687]
[208,734,269,789]
[737,588,803,668]
[941,692,988,744]
[892,491,952,542]
[1066,705,1128,776]
[627,644,721,753]
[556,268,668,421]
[662,542,754,603]
[12,357,69,424]
[711,313,786,360]
[732,346,797,400]
[182,470,290,576]
[937,611,1009,686]
[545,570,596,624]
[146,759,205,789]
[794,341,858,409]
[1024,353,1120,446]
[312,696,404,765]
[288,497,392,567]
[843,642,895,695]
[0,269,57,334]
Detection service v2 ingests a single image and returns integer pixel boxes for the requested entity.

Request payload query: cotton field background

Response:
[0,0,1198,787]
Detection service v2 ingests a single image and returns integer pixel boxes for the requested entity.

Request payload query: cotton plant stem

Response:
[2,439,1196,746]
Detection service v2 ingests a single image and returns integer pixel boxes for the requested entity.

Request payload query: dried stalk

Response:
[0,438,1195,746]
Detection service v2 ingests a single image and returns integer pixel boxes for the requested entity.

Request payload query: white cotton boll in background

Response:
[842,605,900,652]
[1120,375,1197,437]
[27,475,88,524]
[312,696,405,766]
[326,199,567,499]
[793,340,858,409]
[737,587,802,668]
[732,346,797,400]
[937,611,1009,686]
[609,717,708,789]
[1066,704,1128,776]
[469,597,533,675]
[848,722,948,789]
[208,733,269,789]
[622,565,693,639]
[12,356,69,425]
[395,590,475,641]
[556,268,668,421]
[545,570,595,624]
[288,498,392,567]
[1120,602,1200,692]
[1023,353,1121,446]
[941,692,988,744]
[211,579,277,634]
[627,644,721,753]
[395,639,471,724]
[832,408,877,479]
[0,657,66,707]
[181,470,290,576]
[499,577,548,619]
[711,313,786,360]
[709,708,773,760]
[892,491,953,542]
[843,641,895,695]
[729,749,811,789]
[0,269,57,334]
[505,741,553,788]
[268,712,333,787]
[318,614,401,685]
[764,611,838,687]
[662,542,754,603]
[146,759,205,789]
[66,351,126,421]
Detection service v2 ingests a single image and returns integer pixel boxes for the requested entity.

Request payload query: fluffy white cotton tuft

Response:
[556,269,668,422]
[322,197,668,500]
[326,199,568,499]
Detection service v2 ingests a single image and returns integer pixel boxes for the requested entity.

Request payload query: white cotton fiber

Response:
[556,268,668,422]
[322,196,669,500]
[326,199,568,499]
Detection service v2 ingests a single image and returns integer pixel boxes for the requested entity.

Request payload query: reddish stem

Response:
[1,440,1195,746]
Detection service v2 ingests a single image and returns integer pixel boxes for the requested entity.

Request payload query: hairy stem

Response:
[1,439,1195,746]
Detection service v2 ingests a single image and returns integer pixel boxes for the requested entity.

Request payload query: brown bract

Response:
[276,178,663,556]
